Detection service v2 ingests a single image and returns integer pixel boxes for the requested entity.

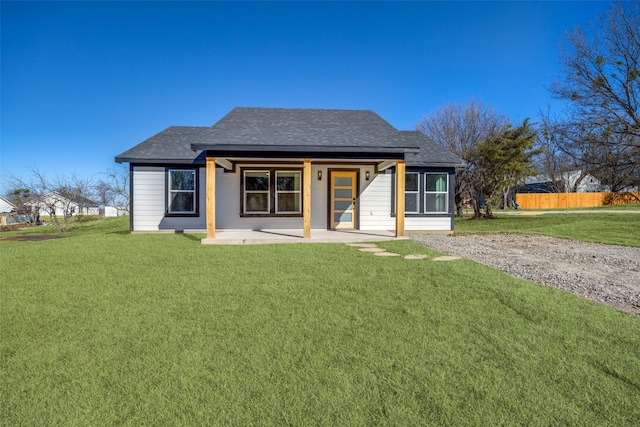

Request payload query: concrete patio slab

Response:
[201,229,407,245]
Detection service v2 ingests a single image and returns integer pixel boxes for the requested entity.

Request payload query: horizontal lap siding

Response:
[131,164,454,232]
[360,174,394,230]
[132,167,164,231]
[360,172,453,231]
[405,217,452,231]
[132,166,206,231]
[216,165,306,230]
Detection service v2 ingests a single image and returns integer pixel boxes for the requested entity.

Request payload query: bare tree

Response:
[8,168,96,232]
[417,99,509,216]
[540,111,639,193]
[536,116,591,192]
[95,166,130,213]
[548,1,640,194]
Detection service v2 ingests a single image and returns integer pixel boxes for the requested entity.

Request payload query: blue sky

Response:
[1,1,610,192]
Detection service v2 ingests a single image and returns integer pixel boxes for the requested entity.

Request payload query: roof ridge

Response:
[233,106,375,113]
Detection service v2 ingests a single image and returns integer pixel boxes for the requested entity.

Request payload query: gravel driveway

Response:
[408,232,640,316]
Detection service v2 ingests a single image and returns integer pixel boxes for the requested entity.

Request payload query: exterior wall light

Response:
[317,170,322,180]
[365,171,370,181]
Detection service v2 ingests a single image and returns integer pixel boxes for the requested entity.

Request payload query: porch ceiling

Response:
[208,152,407,171]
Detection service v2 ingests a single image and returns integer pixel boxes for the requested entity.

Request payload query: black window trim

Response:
[424,172,449,214]
[165,167,200,217]
[240,167,304,218]
[391,168,453,218]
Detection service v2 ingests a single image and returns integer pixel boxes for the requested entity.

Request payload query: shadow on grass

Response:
[2,234,69,242]
[180,233,202,242]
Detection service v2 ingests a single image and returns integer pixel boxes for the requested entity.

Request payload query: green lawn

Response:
[2,217,639,426]
[455,212,640,247]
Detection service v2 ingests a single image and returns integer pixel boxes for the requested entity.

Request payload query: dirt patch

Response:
[3,234,68,242]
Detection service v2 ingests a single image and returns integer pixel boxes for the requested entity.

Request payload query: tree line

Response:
[6,166,129,232]
[418,1,639,218]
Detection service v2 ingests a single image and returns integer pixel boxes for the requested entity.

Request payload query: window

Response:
[244,171,270,214]
[167,169,197,214]
[425,173,447,213]
[275,171,301,213]
[242,169,302,215]
[405,172,420,214]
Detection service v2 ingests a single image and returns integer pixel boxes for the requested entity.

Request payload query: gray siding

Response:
[131,164,453,232]
[132,165,206,231]
[359,173,394,231]
[359,172,453,231]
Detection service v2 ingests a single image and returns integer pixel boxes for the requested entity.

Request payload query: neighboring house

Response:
[102,206,129,217]
[0,196,16,213]
[27,191,100,216]
[115,107,464,240]
[519,171,608,193]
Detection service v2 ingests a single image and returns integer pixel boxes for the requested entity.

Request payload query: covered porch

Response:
[198,154,410,243]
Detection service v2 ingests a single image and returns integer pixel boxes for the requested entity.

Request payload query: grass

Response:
[455,212,640,247]
[2,217,639,426]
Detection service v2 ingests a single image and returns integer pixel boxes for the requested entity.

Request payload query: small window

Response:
[405,172,420,214]
[425,173,447,213]
[276,171,301,213]
[244,171,270,214]
[168,169,196,214]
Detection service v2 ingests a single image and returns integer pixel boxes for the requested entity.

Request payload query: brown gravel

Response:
[408,232,640,317]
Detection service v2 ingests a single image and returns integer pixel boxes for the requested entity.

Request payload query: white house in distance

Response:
[520,171,607,193]
[27,191,100,217]
[0,196,16,213]
[115,107,464,241]
[103,206,129,217]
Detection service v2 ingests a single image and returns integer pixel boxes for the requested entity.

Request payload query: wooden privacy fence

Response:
[515,192,640,209]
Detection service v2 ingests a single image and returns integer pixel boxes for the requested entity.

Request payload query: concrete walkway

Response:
[201,229,410,245]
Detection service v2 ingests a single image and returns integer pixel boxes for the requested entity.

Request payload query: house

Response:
[115,107,464,241]
[102,205,129,217]
[27,190,100,217]
[0,196,16,213]
[519,171,607,193]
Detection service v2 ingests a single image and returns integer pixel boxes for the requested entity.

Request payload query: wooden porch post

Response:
[206,157,216,239]
[303,158,311,238]
[395,160,405,237]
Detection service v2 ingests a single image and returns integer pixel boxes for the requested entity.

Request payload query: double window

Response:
[243,169,302,215]
[399,171,448,214]
[167,169,198,215]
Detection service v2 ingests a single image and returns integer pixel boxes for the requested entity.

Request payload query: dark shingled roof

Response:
[401,131,465,167]
[115,107,463,167]
[198,107,414,149]
[115,126,214,164]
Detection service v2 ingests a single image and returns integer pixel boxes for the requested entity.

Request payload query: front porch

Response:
[202,157,407,242]
[201,228,407,245]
